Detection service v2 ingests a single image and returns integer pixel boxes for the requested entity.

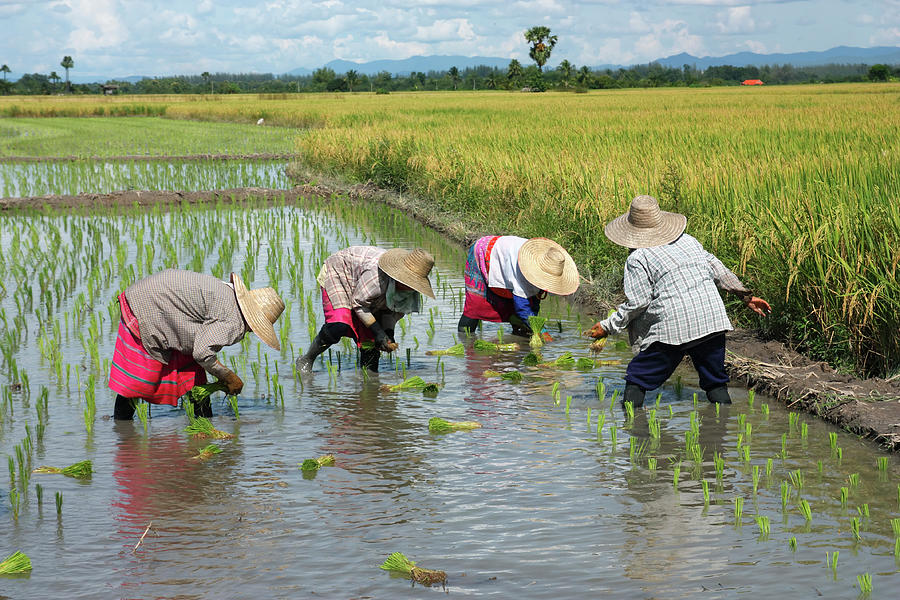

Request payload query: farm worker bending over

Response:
[457,236,580,337]
[296,246,436,373]
[587,195,771,406]
[109,269,285,420]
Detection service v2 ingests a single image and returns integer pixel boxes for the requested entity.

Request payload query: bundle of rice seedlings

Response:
[191,444,222,461]
[380,376,428,392]
[538,352,576,370]
[576,357,595,370]
[428,417,482,433]
[300,454,336,472]
[483,370,523,383]
[473,339,519,352]
[522,352,542,366]
[33,460,92,480]
[589,338,608,353]
[184,417,234,439]
[0,551,31,574]
[422,383,440,398]
[595,359,622,366]
[379,552,446,586]
[425,343,464,356]
[528,316,547,348]
[190,381,227,404]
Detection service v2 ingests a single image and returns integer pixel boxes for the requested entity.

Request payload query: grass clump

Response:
[379,552,446,586]
[33,460,92,479]
[428,417,482,434]
[0,551,31,574]
[300,454,336,472]
[425,343,464,356]
[522,352,542,366]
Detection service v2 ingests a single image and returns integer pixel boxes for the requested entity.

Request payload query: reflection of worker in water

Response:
[457,236,579,338]
[109,269,284,420]
[587,196,770,407]
[296,247,435,373]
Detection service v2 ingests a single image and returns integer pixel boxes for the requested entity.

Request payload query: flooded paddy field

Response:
[0,194,897,598]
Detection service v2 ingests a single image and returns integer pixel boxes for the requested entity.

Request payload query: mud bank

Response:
[3,185,898,451]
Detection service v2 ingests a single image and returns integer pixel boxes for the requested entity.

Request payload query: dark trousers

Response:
[625,332,729,392]
[319,322,384,372]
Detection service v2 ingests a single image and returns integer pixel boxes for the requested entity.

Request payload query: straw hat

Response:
[231,273,285,350]
[378,248,436,299]
[518,238,580,296]
[604,195,687,249]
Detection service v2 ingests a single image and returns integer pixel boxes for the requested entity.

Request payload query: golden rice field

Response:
[2,84,898,375]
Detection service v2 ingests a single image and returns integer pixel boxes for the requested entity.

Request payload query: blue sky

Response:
[0,0,897,77]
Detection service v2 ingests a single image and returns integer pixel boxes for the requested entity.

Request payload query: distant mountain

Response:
[288,55,512,77]
[651,46,900,70]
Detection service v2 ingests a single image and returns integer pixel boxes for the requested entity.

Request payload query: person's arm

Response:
[588,256,652,338]
[706,252,771,316]
[193,324,244,392]
[351,267,382,328]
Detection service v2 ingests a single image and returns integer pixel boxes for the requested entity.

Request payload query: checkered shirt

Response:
[123,269,247,379]
[317,246,401,328]
[600,234,750,351]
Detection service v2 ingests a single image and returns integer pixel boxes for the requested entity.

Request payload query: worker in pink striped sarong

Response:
[109,269,284,420]
[458,236,580,337]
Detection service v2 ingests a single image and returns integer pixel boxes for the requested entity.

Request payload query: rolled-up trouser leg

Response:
[114,394,136,420]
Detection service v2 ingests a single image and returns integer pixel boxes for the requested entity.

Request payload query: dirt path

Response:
[3,185,899,451]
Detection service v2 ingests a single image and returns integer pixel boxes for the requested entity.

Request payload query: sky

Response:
[0,0,898,77]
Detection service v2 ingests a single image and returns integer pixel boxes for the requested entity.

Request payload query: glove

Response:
[745,296,772,316]
[221,369,244,395]
[586,322,608,339]
[508,314,532,337]
[369,322,396,352]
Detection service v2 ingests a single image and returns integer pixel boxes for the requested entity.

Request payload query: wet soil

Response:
[3,185,899,451]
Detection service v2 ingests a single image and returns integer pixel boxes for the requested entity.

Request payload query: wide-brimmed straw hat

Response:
[378,248,436,299]
[604,195,687,249]
[518,238,580,296]
[231,273,285,350]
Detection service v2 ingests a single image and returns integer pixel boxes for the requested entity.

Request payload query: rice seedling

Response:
[537,352,576,370]
[672,460,681,489]
[565,395,572,416]
[300,454,336,471]
[522,352,541,367]
[702,479,710,505]
[789,536,797,552]
[714,452,725,480]
[551,381,561,405]
[596,413,605,440]
[134,400,149,431]
[752,465,760,495]
[528,316,547,348]
[191,444,222,461]
[692,392,698,407]
[647,409,660,439]
[624,401,634,422]
[586,406,591,428]
[609,425,618,450]
[891,517,900,540]
[835,447,843,463]
[8,489,20,521]
[829,431,838,449]
[655,393,662,407]
[380,376,430,392]
[857,572,872,596]
[781,433,788,457]
[425,343,464,356]
[747,389,755,408]
[673,376,683,396]
[35,483,43,507]
[800,422,808,440]
[33,460,92,479]
[781,481,790,511]
[789,470,804,492]
[0,551,31,574]
[840,486,849,506]
[588,338,607,353]
[877,456,888,471]
[379,552,446,586]
[857,504,869,519]
[766,457,774,479]
[422,383,440,398]
[849,472,860,488]
[227,395,240,419]
[55,491,62,516]
[184,417,234,440]
[895,539,900,561]
[190,381,227,404]
[482,370,523,383]
[647,457,657,471]
[733,497,744,523]
[788,412,799,432]
[741,445,751,464]
[799,499,813,522]
[473,339,519,353]
[595,379,606,403]
[761,403,769,418]
[575,357,595,370]
[428,417,481,434]
[826,550,839,577]
[755,515,770,538]
[850,516,861,543]
[816,459,823,474]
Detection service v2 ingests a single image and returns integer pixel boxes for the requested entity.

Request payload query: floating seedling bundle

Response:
[425,343,464,356]
[483,370,524,383]
[473,339,519,352]
[380,376,440,394]
[379,552,446,586]
[0,551,31,574]
[191,444,222,461]
[33,460,92,479]
[537,352,576,370]
[522,352,542,366]
[184,417,234,440]
[428,417,482,433]
[300,454,335,472]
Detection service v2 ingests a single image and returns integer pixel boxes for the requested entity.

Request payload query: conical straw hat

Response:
[231,273,285,350]
[517,238,580,296]
[604,195,686,249]
[378,248,436,299]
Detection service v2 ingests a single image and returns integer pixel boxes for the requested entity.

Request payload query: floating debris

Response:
[428,417,482,433]
[300,454,336,472]
[33,460,92,480]
[379,552,446,586]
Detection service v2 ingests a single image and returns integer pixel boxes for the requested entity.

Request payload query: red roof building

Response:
[741,79,764,85]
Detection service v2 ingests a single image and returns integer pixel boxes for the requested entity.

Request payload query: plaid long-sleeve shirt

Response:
[317,246,403,330]
[124,269,248,379]
[599,234,751,351]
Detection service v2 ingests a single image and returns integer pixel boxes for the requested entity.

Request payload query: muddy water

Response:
[0,196,898,598]
[0,159,289,198]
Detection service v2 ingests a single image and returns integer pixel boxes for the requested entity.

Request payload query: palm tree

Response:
[201,71,212,93]
[557,59,574,88]
[49,71,61,92]
[448,66,460,90]
[524,26,557,72]
[577,65,593,87]
[60,55,74,93]
[0,64,10,81]
[507,59,523,87]
[485,72,498,90]
[345,69,359,92]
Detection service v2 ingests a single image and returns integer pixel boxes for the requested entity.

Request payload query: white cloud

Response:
[869,27,900,45]
[742,39,767,53]
[65,0,126,52]
[412,19,477,42]
[716,6,755,34]
[370,32,429,58]
[197,0,213,15]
